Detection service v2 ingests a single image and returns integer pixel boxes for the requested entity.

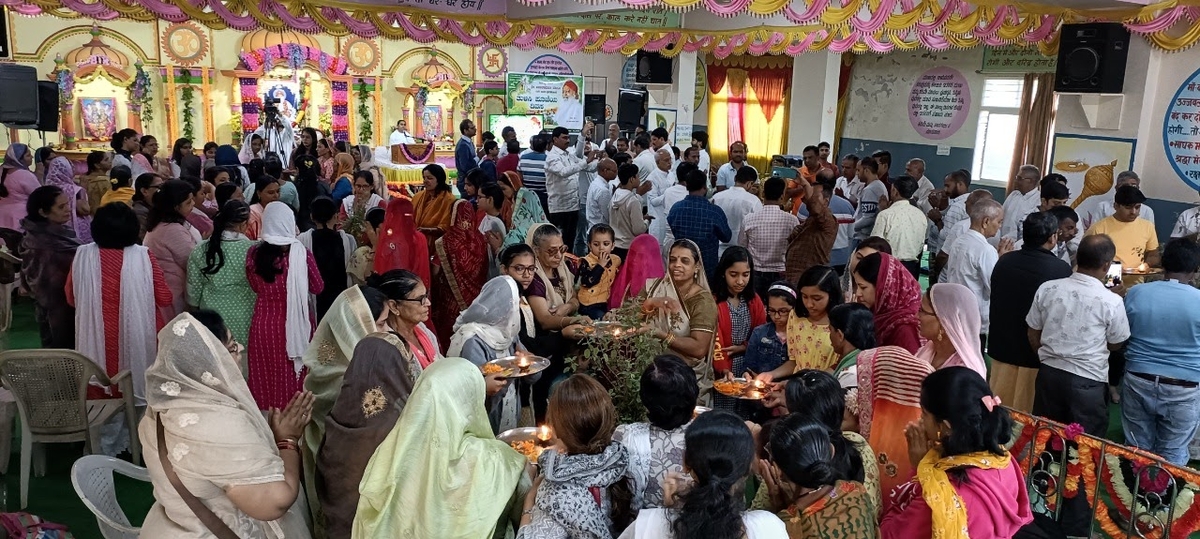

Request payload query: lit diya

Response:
[581,320,628,338]
[713,377,768,400]
[1123,262,1162,275]
[483,353,550,378]
[498,425,555,463]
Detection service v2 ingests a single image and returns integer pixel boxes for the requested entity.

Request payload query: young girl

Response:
[576,224,621,320]
[348,206,386,286]
[712,247,765,411]
[828,303,877,390]
[518,374,630,538]
[299,197,356,320]
[765,265,843,380]
[246,176,282,240]
[742,282,795,379]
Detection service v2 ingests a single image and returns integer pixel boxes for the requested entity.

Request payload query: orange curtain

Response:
[833,54,856,158]
[1007,72,1057,193]
[747,68,789,124]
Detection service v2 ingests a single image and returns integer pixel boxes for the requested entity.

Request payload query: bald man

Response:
[587,158,618,231]
[941,199,1011,342]
[932,189,994,283]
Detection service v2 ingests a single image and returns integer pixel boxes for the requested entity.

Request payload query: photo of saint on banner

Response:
[506,72,586,131]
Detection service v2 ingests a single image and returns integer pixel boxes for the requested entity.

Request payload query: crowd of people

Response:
[0,113,1195,539]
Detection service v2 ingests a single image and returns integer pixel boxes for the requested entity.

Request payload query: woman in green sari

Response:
[502,187,548,250]
[353,357,532,539]
[300,285,387,538]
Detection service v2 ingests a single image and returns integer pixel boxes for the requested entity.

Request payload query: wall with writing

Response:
[1135,45,1200,208]
[839,49,984,177]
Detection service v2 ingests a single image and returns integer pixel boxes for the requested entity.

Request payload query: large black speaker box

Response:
[635,51,673,84]
[617,89,646,132]
[584,94,605,122]
[0,64,38,125]
[1054,23,1130,94]
[35,81,59,132]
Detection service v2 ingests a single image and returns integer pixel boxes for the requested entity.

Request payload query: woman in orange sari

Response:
[412,164,455,233]
[431,199,488,352]
[855,344,933,511]
[373,197,431,290]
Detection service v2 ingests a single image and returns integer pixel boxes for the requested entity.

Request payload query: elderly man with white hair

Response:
[941,198,1011,345]
[1000,164,1043,241]
[905,158,936,213]
[1077,170,1155,231]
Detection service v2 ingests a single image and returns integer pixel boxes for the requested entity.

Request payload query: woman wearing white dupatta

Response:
[246,201,324,411]
[448,276,539,434]
[639,239,718,406]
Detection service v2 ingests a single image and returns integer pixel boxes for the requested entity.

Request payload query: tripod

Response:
[261,117,291,163]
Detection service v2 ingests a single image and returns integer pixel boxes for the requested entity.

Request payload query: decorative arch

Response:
[384,47,468,86]
[21,25,155,64]
[479,95,505,114]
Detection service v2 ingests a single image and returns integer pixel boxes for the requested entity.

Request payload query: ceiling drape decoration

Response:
[707,65,728,96]
[747,67,789,123]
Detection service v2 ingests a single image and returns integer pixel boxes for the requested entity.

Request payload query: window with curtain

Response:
[706,67,791,175]
[971,77,1025,186]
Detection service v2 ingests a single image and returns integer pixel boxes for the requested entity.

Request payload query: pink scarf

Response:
[917,283,986,378]
[609,234,665,309]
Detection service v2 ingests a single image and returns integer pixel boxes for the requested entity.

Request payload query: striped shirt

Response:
[518,152,548,194]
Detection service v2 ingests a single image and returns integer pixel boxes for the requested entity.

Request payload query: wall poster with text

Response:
[506,72,586,131]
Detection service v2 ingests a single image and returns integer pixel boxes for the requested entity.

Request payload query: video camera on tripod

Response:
[262,94,282,128]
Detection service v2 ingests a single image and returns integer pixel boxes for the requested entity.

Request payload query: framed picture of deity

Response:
[421,105,444,140]
[78,97,118,141]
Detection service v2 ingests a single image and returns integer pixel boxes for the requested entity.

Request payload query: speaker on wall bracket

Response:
[1054,22,1130,94]
[617,88,647,132]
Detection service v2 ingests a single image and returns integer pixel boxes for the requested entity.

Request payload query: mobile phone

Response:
[1105,261,1122,288]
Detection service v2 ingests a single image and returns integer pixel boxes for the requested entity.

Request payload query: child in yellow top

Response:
[575,224,622,320]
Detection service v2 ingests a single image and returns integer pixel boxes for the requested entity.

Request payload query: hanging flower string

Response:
[239,77,259,135]
[295,74,310,127]
[129,62,155,126]
[399,143,434,163]
[180,68,196,141]
[238,45,347,76]
[357,78,372,145]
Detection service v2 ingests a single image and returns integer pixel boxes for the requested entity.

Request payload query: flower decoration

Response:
[160,381,181,396]
[172,319,190,336]
[200,372,221,386]
[178,413,200,428]
[288,43,304,70]
[179,69,197,141]
[357,79,372,145]
[128,61,155,126]
[171,442,190,462]
[399,144,434,163]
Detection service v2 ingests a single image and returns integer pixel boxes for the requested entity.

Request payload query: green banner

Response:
[982,45,1057,73]
[506,72,586,130]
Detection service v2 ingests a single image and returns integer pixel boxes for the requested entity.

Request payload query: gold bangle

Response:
[664,333,676,347]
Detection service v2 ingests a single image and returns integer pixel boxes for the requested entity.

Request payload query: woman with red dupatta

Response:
[430,199,488,352]
[373,197,431,289]
[850,252,922,354]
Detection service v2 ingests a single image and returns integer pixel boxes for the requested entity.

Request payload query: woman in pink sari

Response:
[881,366,1031,539]
[855,345,932,508]
[0,143,39,232]
[916,283,987,378]
[43,156,92,243]
[851,252,921,354]
[608,234,665,309]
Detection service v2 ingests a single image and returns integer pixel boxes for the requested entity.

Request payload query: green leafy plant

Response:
[357,78,372,145]
[180,69,196,141]
[569,301,667,423]
[229,112,243,146]
[319,111,332,136]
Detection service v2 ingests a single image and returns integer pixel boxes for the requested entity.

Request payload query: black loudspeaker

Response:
[0,64,38,125]
[635,51,673,84]
[617,88,646,131]
[35,81,58,132]
[584,94,605,122]
[1054,23,1130,94]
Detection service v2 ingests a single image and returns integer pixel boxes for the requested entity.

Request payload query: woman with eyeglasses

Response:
[524,224,589,420]
[368,269,440,370]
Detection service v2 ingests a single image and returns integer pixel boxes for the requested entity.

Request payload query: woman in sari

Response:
[498,171,522,231]
[855,345,933,506]
[880,367,1032,539]
[43,156,92,243]
[525,224,588,419]
[352,357,531,539]
[139,312,314,538]
[301,285,386,537]
[852,252,921,354]
[641,239,718,406]
[370,269,441,369]
[373,197,431,288]
[330,153,355,205]
[20,186,81,347]
[187,200,256,352]
[246,176,283,241]
[81,150,113,215]
[432,200,488,350]
[448,276,532,434]
[608,234,665,310]
[246,201,324,410]
[0,143,39,232]
[502,185,546,249]
[338,171,386,244]
[413,164,455,234]
[916,283,987,378]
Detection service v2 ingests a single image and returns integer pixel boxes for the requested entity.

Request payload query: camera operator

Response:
[253,95,297,165]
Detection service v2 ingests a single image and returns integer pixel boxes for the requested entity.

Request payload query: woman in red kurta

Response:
[245,202,324,410]
[430,199,488,352]
[65,203,173,405]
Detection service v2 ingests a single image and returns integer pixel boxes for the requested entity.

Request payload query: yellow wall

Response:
[2,13,485,150]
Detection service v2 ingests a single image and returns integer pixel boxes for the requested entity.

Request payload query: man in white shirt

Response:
[715,141,752,194]
[545,126,597,249]
[835,154,864,208]
[1048,205,1080,265]
[649,128,670,154]
[1000,165,1043,240]
[941,199,1011,339]
[587,158,617,230]
[632,135,656,182]
[905,158,936,213]
[1077,170,1156,230]
[389,120,416,146]
[872,175,928,278]
[645,150,677,244]
[929,169,973,281]
[253,120,296,165]
[597,123,621,154]
[713,165,764,256]
[692,131,712,187]
[497,126,517,157]
[1027,233,1130,437]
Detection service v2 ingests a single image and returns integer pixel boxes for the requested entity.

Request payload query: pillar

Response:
[60,100,78,150]
[675,51,698,144]
[787,51,840,154]
[127,106,143,134]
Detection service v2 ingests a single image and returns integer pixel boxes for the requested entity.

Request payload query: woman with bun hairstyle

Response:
[762,414,878,539]
[880,367,1032,539]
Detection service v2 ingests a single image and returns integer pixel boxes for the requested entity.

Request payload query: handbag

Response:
[155,413,239,539]
[0,512,70,539]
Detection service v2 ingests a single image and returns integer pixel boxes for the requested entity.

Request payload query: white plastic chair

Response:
[0,349,141,508]
[70,455,149,539]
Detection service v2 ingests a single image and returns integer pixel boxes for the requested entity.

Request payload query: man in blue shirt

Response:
[454,119,478,195]
[1122,238,1200,466]
[667,166,731,285]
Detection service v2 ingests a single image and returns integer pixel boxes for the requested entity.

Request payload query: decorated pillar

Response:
[127,60,150,134]
[52,56,78,150]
